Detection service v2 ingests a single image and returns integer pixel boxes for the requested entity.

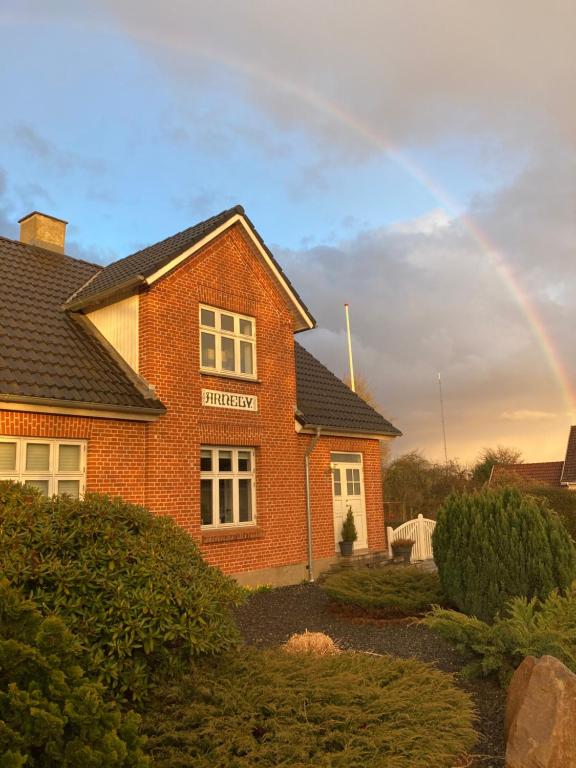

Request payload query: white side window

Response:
[199,305,256,378]
[200,447,255,527]
[0,437,86,498]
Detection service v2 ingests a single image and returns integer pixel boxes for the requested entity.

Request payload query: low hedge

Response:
[0,579,148,768]
[143,648,476,767]
[321,566,444,616]
[0,482,244,703]
[423,582,576,684]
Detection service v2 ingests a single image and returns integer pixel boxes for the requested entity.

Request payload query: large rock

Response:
[506,655,576,768]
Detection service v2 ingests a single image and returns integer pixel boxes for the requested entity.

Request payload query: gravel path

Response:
[234,582,506,767]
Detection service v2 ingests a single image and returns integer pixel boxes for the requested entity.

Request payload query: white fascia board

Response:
[0,401,161,422]
[297,426,398,441]
[145,214,315,331]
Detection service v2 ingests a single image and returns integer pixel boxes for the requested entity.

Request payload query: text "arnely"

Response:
[202,389,258,412]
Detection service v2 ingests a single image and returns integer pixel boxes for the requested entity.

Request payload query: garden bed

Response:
[234,582,506,768]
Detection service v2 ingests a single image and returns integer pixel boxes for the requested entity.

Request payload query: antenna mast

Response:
[344,303,356,392]
[438,372,448,464]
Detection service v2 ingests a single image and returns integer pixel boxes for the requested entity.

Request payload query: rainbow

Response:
[184,47,576,416]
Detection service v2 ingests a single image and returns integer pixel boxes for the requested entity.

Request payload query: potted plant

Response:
[339,505,357,556]
[391,537,414,564]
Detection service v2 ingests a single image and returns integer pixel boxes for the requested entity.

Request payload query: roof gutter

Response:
[304,426,322,583]
[63,275,146,312]
[0,393,165,420]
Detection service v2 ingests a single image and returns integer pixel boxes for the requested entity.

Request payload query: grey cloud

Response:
[13,124,105,174]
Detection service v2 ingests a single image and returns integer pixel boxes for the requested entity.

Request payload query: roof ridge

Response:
[0,234,101,269]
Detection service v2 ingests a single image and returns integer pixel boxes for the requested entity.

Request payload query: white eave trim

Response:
[0,400,163,422]
[297,425,399,441]
[145,214,315,331]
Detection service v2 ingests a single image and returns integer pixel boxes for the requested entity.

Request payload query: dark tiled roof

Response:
[295,342,401,436]
[67,206,315,328]
[491,462,564,486]
[561,426,576,483]
[0,236,164,413]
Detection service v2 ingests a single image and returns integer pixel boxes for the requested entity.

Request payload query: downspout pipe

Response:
[304,426,322,582]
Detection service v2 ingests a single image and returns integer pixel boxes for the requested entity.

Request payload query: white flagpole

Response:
[345,303,356,392]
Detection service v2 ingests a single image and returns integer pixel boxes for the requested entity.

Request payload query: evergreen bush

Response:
[432,486,576,621]
[0,481,244,703]
[423,583,576,684]
[143,647,476,767]
[341,505,358,542]
[0,579,148,768]
[322,566,443,616]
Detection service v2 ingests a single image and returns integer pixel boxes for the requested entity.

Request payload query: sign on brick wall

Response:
[202,388,258,411]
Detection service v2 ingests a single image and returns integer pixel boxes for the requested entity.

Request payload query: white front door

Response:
[331,453,367,551]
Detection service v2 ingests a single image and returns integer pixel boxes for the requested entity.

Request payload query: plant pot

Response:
[339,540,354,556]
[392,544,413,564]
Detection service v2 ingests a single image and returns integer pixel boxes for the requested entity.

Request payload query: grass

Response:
[142,647,476,768]
[321,566,444,616]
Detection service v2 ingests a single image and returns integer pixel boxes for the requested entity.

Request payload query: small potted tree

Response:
[391,537,415,564]
[339,505,357,556]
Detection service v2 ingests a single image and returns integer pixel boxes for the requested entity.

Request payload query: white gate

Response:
[386,514,436,562]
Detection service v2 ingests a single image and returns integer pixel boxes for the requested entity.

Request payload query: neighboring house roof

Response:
[0,236,164,415]
[491,461,564,486]
[560,426,576,484]
[66,206,315,331]
[294,342,401,437]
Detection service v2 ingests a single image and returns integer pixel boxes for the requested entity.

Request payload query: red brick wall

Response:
[0,411,146,504]
[0,222,388,578]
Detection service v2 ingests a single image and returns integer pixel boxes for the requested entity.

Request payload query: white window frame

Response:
[199,304,257,379]
[0,436,87,498]
[200,446,256,528]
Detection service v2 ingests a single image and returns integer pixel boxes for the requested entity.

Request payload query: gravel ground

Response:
[234,582,506,767]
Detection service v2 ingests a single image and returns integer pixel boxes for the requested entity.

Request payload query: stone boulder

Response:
[506,655,576,768]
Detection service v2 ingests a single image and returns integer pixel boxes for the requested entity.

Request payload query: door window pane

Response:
[240,341,253,375]
[25,479,49,496]
[219,450,232,472]
[26,443,50,472]
[220,314,235,332]
[332,468,341,497]
[0,442,16,472]
[200,308,216,327]
[59,445,80,472]
[200,449,212,472]
[221,337,235,371]
[219,479,233,523]
[331,453,362,463]
[58,480,80,498]
[201,332,216,367]
[201,479,213,525]
[239,479,252,522]
[239,318,253,336]
[238,451,251,472]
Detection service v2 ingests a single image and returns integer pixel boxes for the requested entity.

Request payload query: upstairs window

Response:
[199,305,256,378]
[200,447,255,528]
[0,437,86,498]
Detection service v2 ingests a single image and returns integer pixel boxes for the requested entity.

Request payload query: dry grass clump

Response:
[282,630,340,656]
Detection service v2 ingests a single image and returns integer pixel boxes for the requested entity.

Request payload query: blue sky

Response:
[1,1,575,463]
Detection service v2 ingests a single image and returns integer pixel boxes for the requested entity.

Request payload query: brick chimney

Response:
[19,211,68,253]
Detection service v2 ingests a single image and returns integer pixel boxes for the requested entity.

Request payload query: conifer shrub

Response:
[432,487,576,621]
[0,579,148,768]
[321,566,444,616]
[423,583,576,684]
[143,647,476,767]
[0,481,244,703]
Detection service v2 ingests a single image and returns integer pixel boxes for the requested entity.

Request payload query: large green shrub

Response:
[432,487,576,621]
[423,583,576,684]
[0,482,244,702]
[322,566,444,616]
[143,648,476,767]
[0,579,148,768]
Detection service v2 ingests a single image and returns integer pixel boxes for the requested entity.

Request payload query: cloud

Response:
[501,410,558,422]
[278,153,576,462]
[12,124,105,174]
[96,0,575,156]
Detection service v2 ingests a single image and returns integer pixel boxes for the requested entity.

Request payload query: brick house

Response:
[490,426,576,490]
[0,207,400,585]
